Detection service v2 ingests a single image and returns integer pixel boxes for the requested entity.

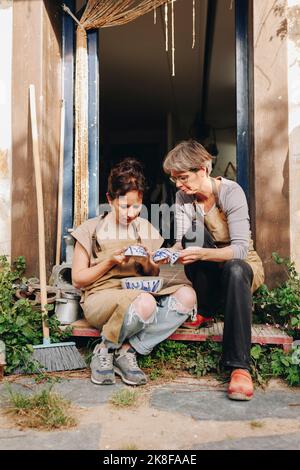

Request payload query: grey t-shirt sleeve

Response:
[220,183,250,259]
[175,191,194,242]
[174,181,250,259]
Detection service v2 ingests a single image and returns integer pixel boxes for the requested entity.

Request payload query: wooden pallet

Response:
[68,318,293,352]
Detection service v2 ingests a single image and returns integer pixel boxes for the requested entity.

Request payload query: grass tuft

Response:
[5,386,77,430]
[109,388,139,408]
[249,420,265,429]
[120,443,139,450]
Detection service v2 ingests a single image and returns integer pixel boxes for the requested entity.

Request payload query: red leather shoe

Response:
[228,369,254,401]
[183,314,213,329]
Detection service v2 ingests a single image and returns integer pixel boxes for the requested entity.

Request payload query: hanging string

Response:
[229,0,234,10]
[171,0,175,76]
[62,3,85,29]
[192,0,196,49]
[165,2,169,51]
[154,5,157,24]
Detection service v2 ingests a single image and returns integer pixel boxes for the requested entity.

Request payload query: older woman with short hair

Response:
[163,140,264,401]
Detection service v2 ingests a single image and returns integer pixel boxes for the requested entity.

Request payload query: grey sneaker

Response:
[90,344,116,385]
[113,347,147,386]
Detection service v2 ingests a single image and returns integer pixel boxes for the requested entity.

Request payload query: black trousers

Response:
[182,224,254,370]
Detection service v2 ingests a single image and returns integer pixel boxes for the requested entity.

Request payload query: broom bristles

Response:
[32,344,86,372]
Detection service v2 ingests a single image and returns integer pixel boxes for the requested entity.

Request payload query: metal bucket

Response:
[55,291,82,324]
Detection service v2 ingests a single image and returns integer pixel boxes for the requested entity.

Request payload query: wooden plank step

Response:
[68,318,293,351]
[169,323,293,352]
[68,319,100,337]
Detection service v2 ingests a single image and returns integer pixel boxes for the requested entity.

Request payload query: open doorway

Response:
[98,0,237,213]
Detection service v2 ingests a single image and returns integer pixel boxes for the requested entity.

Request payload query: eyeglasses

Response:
[169,169,199,184]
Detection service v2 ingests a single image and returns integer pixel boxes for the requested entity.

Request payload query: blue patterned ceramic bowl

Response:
[121,277,164,293]
[152,248,171,263]
[152,249,180,265]
[124,245,148,257]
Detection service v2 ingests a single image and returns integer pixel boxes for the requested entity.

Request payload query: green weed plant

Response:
[0,256,72,374]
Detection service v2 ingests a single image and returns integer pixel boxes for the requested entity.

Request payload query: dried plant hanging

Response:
[229,0,234,10]
[80,0,169,29]
[171,0,175,76]
[192,0,196,49]
[154,4,157,23]
[74,27,89,227]
[165,2,169,51]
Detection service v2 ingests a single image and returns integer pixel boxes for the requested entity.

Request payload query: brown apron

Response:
[79,214,187,344]
[193,178,264,293]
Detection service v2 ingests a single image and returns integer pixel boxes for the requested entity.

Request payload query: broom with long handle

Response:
[29,85,86,372]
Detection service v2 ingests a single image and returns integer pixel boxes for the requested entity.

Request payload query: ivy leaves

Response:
[253,253,300,334]
[251,344,300,387]
[0,256,72,374]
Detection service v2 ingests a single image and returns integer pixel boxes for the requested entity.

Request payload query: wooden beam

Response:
[251,0,290,287]
[11,0,62,277]
[42,0,63,271]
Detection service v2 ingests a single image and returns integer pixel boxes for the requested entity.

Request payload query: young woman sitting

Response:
[72,158,197,386]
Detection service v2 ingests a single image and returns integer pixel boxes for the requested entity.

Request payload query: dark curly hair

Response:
[107,158,146,200]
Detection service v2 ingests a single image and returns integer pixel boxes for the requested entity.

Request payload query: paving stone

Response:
[0,378,125,408]
[53,379,125,407]
[151,386,300,421]
[1,378,300,450]
[192,432,300,450]
[0,423,101,450]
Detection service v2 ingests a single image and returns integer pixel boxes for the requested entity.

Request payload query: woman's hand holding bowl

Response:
[110,248,130,266]
[177,247,206,265]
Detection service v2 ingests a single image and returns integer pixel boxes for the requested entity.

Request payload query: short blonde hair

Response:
[163,140,213,175]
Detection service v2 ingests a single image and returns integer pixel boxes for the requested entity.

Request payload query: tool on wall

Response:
[29,84,86,372]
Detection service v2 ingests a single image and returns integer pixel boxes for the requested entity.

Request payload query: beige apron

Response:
[72,214,186,344]
[193,178,264,293]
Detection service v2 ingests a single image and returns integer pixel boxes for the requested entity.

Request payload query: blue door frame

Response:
[61,0,251,259]
[87,30,100,219]
[61,0,74,261]
[235,0,251,201]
